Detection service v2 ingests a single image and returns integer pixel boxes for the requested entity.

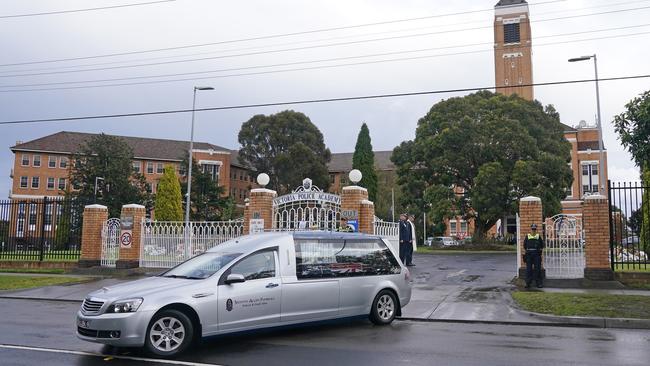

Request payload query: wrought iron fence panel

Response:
[374,217,399,253]
[543,214,585,279]
[608,181,649,270]
[0,198,82,262]
[140,220,243,268]
[101,218,121,267]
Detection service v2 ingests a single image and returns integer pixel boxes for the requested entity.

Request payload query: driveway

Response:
[403,252,536,322]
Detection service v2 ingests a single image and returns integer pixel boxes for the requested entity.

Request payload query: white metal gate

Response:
[140,220,244,268]
[273,178,341,231]
[544,214,585,279]
[101,218,120,267]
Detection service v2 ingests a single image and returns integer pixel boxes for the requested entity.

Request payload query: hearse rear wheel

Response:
[370,290,397,325]
[145,309,194,357]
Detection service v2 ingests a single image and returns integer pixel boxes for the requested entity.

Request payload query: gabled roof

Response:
[561,123,577,132]
[495,0,527,7]
[328,151,395,172]
[11,131,231,162]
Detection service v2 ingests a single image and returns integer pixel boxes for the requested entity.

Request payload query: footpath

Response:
[1,253,649,329]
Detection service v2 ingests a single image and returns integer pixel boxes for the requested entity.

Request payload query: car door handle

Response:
[265,283,279,288]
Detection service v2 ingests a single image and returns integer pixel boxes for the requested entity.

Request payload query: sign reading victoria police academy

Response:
[273,192,341,206]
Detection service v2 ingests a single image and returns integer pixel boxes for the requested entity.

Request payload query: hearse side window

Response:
[229,250,276,280]
[295,239,400,279]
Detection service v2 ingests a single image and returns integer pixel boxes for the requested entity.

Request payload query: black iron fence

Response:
[0,198,83,261]
[608,181,649,270]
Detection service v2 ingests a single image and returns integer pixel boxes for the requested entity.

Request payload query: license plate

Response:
[77,319,90,328]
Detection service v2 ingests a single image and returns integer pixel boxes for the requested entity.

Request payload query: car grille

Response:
[81,298,104,314]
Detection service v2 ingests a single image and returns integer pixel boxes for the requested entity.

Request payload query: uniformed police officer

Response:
[398,213,412,265]
[524,223,545,288]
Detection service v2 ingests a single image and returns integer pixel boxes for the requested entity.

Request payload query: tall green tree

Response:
[179,157,233,221]
[352,123,378,202]
[238,110,331,195]
[392,91,573,239]
[154,166,183,221]
[614,90,650,251]
[71,133,151,218]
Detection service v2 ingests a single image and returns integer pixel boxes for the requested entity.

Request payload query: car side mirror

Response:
[225,273,246,285]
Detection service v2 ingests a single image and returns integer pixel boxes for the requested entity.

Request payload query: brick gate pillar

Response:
[116,204,146,269]
[243,188,277,235]
[341,186,372,234]
[583,195,614,280]
[359,200,375,234]
[518,196,543,278]
[79,204,108,268]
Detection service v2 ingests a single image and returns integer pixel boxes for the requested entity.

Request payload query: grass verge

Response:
[512,291,650,319]
[0,268,66,274]
[0,275,89,291]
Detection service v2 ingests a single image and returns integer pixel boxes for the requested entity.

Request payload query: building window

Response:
[28,203,37,232]
[330,174,335,183]
[33,155,41,167]
[146,162,154,174]
[44,204,53,232]
[21,154,30,166]
[58,178,66,191]
[504,23,520,44]
[179,164,186,176]
[341,173,348,185]
[47,177,55,190]
[132,161,141,173]
[60,157,68,168]
[581,162,599,195]
[31,176,40,189]
[48,156,57,168]
[20,176,28,188]
[460,221,468,234]
[201,163,220,181]
[450,221,457,235]
[16,203,25,238]
[156,163,164,174]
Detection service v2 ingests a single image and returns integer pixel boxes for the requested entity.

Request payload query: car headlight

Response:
[106,298,143,313]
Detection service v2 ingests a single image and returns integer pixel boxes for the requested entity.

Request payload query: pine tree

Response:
[352,123,378,202]
[154,166,183,221]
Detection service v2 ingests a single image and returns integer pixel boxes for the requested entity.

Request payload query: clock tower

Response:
[494,0,534,100]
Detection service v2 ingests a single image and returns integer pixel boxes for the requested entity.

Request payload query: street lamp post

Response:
[568,54,606,195]
[185,86,214,256]
[94,177,104,203]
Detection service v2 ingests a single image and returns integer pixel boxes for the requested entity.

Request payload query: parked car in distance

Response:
[425,237,434,246]
[430,236,458,247]
[76,231,412,357]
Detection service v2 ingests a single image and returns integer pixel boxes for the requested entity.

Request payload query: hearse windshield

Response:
[161,252,241,279]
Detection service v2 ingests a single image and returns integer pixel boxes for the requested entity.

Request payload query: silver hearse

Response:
[77,231,411,357]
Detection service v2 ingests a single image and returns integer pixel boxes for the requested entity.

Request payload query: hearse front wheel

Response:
[370,290,397,325]
[145,309,194,357]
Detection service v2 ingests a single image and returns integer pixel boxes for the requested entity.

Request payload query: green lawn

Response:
[0,250,79,262]
[0,268,66,274]
[0,275,90,291]
[512,291,650,319]
[614,264,650,273]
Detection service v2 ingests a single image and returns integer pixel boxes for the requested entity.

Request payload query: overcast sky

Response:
[1,0,649,196]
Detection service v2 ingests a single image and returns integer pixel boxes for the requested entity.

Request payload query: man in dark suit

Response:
[399,213,413,265]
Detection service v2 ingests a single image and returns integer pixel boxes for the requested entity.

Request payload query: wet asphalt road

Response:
[2,297,650,366]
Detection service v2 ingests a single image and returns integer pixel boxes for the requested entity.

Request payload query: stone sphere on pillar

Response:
[257,173,270,187]
[349,169,362,185]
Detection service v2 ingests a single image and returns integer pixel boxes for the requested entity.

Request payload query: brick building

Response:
[9,131,256,208]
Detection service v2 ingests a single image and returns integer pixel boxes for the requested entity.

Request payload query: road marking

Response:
[0,344,224,366]
[446,269,467,278]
